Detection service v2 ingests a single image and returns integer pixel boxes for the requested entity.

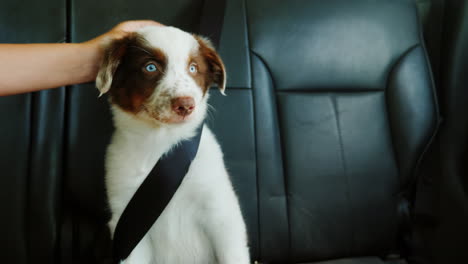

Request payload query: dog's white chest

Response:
[147,168,218,264]
[106,127,249,264]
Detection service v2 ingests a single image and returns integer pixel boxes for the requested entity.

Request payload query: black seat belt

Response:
[112,126,203,263]
[111,0,226,262]
[198,0,227,48]
[423,0,446,91]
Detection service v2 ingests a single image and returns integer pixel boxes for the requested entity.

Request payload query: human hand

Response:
[84,20,163,50]
[81,20,164,81]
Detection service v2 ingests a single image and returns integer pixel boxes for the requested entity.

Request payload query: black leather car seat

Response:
[245,0,438,263]
[0,0,441,263]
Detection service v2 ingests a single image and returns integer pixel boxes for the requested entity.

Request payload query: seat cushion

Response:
[307,256,406,264]
[248,0,438,262]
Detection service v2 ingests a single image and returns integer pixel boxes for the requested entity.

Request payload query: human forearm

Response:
[0,42,100,96]
[0,20,162,96]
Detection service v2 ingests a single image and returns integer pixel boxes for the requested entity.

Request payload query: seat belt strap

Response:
[112,125,203,263]
[423,0,445,91]
[199,0,227,48]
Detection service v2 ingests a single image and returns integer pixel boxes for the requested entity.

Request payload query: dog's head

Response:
[96,26,225,126]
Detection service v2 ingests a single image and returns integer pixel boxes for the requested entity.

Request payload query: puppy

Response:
[96,26,250,264]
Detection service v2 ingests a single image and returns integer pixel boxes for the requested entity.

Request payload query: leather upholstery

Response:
[248,0,437,262]
[308,257,406,264]
[431,0,468,262]
[0,1,65,263]
[0,0,446,263]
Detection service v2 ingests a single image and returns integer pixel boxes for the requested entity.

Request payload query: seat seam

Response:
[330,94,354,256]
[243,0,261,260]
[250,49,291,262]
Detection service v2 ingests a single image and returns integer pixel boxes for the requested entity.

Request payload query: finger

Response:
[134,20,164,27]
[119,20,164,32]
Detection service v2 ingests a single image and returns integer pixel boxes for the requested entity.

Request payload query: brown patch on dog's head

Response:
[96,33,167,113]
[191,36,226,94]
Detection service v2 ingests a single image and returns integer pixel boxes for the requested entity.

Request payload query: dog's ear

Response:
[195,36,226,95]
[95,35,134,97]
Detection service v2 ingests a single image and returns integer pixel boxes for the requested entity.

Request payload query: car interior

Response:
[0,0,467,263]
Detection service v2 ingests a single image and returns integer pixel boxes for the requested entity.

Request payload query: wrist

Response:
[77,40,103,83]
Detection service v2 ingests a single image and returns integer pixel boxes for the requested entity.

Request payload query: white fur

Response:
[103,26,249,264]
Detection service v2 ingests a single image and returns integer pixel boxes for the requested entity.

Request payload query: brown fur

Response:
[99,33,225,116]
[188,53,209,95]
[102,34,168,113]
[193,36,226,94]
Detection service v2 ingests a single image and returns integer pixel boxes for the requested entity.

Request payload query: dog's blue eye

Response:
[145,64,157,72]
[189,64,197,73]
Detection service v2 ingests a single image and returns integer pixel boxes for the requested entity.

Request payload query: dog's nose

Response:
[171,97,195,116]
